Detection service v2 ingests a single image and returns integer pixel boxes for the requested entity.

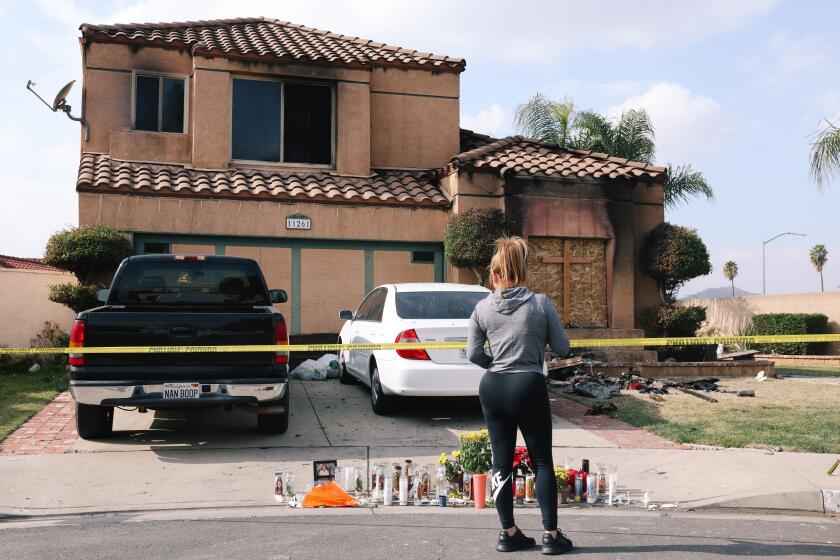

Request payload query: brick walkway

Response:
[550,395,686,450]
[0,392,77,455]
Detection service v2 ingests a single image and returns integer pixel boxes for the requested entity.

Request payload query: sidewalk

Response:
[1,380,838,517]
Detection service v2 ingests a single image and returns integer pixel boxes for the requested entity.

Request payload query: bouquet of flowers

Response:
[457,429,492,474]
[553,466,571,489]
[438,451,463,480]
[513,446,532,475]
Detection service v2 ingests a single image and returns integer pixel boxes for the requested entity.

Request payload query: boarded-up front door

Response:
[527,237,608,327]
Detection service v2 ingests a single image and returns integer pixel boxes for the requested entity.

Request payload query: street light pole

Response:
[762,232,807,295]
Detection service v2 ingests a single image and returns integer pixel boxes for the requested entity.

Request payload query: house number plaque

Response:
[285,214,312,230]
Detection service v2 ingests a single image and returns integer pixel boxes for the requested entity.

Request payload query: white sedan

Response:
[337,283,490,414]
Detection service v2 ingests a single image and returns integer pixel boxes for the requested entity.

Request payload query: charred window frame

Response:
[131,72,189,134]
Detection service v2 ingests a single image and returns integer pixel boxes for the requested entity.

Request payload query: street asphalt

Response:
[0,508,838,559]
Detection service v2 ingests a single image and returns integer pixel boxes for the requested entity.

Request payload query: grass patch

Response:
[0,369,68,442]
[776,365,840,378]
[555,377,840,453]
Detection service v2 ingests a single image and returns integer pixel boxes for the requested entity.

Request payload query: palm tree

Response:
[809,120,840,189]
[514,93,714,209]
[723,261,738,298]
[809,244,828,292]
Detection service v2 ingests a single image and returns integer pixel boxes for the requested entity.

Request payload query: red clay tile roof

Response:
[459,128,497,152]
[0,255,62,272]
[80,18,465,73]
[446,136,667,183]
[76,154,450,207]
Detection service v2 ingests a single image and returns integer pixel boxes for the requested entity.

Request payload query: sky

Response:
[0,0,838,297]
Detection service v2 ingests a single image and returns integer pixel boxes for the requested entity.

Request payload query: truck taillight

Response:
[395,329,430,360]
[174,255,205,261]
[274,319,289,364]
[69,319,86,366]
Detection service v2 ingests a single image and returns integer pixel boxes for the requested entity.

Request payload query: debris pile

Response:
[547,359,757,408]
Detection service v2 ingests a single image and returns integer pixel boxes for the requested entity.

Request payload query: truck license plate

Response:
[163,383,200,399]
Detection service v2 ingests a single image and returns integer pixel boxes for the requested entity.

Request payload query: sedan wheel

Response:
[338,351,355,385]
[369,365,395,415]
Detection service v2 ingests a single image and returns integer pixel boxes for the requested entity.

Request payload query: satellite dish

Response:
[52,80,75,110]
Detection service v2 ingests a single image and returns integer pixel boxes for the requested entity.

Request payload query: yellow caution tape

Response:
[1,334,839,355]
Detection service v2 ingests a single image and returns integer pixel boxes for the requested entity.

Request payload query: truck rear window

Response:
[109,260,269,306]
[395,291,487,320]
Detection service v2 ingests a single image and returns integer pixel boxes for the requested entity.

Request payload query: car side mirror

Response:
[339,310,353,321]
[96,289,110,303]
[269,289,288,304]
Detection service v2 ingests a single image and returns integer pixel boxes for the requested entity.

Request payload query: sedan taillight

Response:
[275,319,289,364]
[69,319,86,366]
[395,329,430,360]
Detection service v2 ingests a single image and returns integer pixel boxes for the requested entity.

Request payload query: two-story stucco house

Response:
[75,17,665,339]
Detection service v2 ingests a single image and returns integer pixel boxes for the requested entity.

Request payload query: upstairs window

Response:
[133,74,187,133]
[232,78,333,165]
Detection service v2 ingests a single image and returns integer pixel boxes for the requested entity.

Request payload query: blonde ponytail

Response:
[489,236,528,293]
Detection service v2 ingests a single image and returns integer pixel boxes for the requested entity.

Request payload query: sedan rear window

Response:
[395,291,487,320]
[110,260,269,306]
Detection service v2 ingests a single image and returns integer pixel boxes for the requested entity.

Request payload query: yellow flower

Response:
[452,450,462,459]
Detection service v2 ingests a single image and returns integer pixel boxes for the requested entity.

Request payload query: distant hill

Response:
[680,286,755,300]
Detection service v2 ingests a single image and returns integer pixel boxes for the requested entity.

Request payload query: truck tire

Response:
[257,383,290,434]
[76,403,114,439]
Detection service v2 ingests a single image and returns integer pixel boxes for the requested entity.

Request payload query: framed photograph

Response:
[313,460,337,485]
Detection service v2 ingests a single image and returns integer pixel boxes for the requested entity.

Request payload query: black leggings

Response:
[479,371,557,531]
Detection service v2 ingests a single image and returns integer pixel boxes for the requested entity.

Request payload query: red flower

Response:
[513,447,531,472]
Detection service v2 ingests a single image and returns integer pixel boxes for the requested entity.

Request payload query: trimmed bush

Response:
[751,313,829,355]
[641,223,711,303]
[444,208,506,286]
[642,304,708,362]
[44,225,132,284]
[48,283,102,313]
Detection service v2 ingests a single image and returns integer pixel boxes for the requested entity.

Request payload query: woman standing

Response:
[467,236,573,555]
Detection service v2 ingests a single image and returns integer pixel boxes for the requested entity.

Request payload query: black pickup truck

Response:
[69,254,290,439]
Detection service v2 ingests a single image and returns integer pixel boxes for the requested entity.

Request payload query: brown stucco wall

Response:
[79,193,448,242]
[225,245,293,323]
[373,251,435,286]
[82,42,461,174]
[633,183,665,328]
[110,129,191,164]
[0,269,78,347]
[301,248,365,333]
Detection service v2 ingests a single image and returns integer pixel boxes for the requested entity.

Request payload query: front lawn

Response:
[553,377,840,454]
[776,365,840,378]
[0,369,68,442]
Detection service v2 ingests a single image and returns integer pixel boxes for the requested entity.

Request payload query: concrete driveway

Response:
[0,380,614,516]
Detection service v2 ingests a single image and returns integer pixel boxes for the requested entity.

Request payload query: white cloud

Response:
[610,82,730,164]
[33,0,778,66]
[460,104,511,137]
[743,32,827,84]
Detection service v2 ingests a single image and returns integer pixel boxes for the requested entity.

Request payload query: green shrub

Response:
[641,304,707,337]
[751,313,829,355]
[444,208,506,286]
[640,223,711,303]
[642,304,708,362]
[44,225,132,284]
[48,283,102,313]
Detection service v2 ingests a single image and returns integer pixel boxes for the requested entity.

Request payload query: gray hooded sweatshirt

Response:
[467,286,570,374]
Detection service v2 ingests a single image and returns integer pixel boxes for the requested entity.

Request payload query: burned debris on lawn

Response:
[547,357,758,411]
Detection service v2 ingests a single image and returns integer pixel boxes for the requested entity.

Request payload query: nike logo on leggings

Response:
[491,471,512,502]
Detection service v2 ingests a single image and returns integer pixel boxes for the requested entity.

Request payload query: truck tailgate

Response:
[83,308,275,370]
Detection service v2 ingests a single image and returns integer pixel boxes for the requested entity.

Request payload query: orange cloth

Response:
[301,481,360,508]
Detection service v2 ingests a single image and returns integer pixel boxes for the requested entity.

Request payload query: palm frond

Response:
[514,93,574,147]
[809,120,840,190]
[571,110,614,152]
[615,109,656,164]
[664,163,715,209]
